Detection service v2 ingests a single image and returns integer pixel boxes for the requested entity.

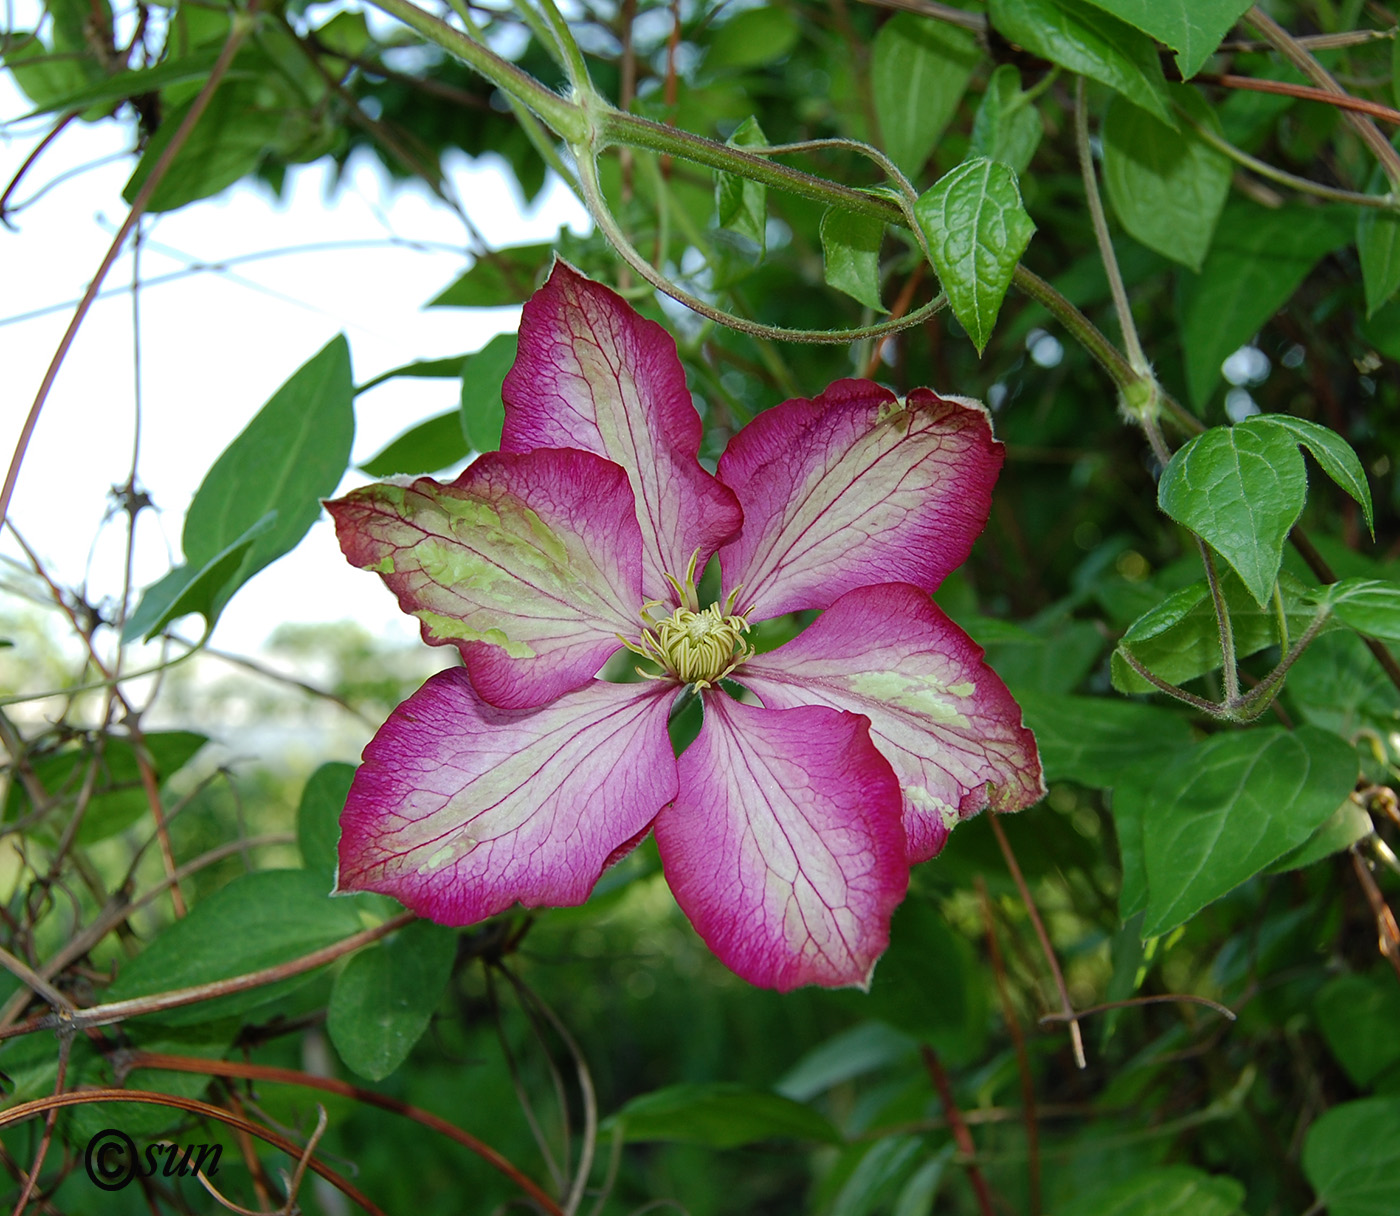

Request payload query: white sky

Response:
[1,47,590,663]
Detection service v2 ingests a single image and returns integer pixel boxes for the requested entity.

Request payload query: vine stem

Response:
[976,877,1040,1216]
[1180,101,1399,207]
[1038,993,1237,1023]
[123,1052,566,1216]
[1204,73,1400,126]
[1290,528,1400,695]
[920,1047,998,1216]
[9,1031,70,1216]
[989,814,1087,1069]
[1198,543,1240,707]
[1246,5,1400,188]
[8,527,186,914]
[1073,77,1149,377]
[0,1089,385,1216]
[576,152,943,343]
[15,912,414,1032]
[0,832,295,1031]
[0,11,253,533]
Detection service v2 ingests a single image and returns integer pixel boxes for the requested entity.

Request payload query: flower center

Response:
[647,604,753,686]
[619,552,754,689]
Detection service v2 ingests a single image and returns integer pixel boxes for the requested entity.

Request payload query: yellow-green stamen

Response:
[619,552,754,689]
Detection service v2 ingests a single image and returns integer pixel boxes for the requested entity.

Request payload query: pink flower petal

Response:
[502,261,742,596]
[655,693,907,991]
[327,447,643,710]
[338,670,679,923]
[717,382,1002,618]
[740,583,1044,862]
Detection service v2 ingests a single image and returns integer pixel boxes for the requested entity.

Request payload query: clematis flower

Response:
[326,263,1043,991]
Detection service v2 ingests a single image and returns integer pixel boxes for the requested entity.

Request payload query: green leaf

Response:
[1060,1165,1246,1216]
[830,1137,925,1216]
[1253,415,1374,534]
[968,65,1043,178]
[123,81,285,214]
[1289,631,1400,740]
[1111,571,1319,694]
[1157,419,1307,607]
[1135,725,1358,936]
[914,158,1035,354]
[359,411,469,477]
[459,333,518,453]
[4,32,99,110]
[297,762,355,887]
[988,0,1174,125]
[103,870,366,1026]
[12,48,221,120]
[1110,764,1151,920]
[186,334,353,579]
[820,208,886,311]
[2,731,207,844]
[1303,1097,1400,1216]
[1177,202,1351,408]
[776,1023,916,1102]
[1015,691,1194,787]
[892,1151,952,1216]
[130,334,354,637]
[429,244,551,307]
[983,617,1105,695]
[1315,975,1400,1087]
[872,14,980,176]
[121,513,276,643]
[1357,162,1400,317]
[1156,414,1373,608]
[1266,797,1372,873]
[850,896,986,1063]
[607,1083,841,1147]
[703,6,800,72]
[356,355,470,396]
[715,116,768,254]
[328,920,455,1081]
[1077,0,1253,79]
[1103,87,1231,272]
[1308,578,1400,641]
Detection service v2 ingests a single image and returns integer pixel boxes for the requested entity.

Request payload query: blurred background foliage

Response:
[3,0,1400,1214]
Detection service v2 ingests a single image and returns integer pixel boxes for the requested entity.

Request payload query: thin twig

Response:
[1074,77,1149,376]
[503,965,597,1216]
[8,1031,71,1216]
[976,877,1040,1216]
[47,912,415,1030]
[1039,993,1237,1023]
[0,112,76,226]
[1205,71,1400,127]
[0,947,75,1015]
[0,1088,385,1215]
[853,0,986,33]
[1245,6,1400,185]
[123,1053,566,1216]
[1350,847,1400,983]
[988,814,1087,1069]
[0,11,254,531]
[920,1047,997,1216]
[485,968,565,1194]
[1289,528,1400,697]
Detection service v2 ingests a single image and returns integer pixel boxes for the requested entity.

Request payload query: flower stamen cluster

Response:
[632,599,754,688]
[621,552,755,688]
